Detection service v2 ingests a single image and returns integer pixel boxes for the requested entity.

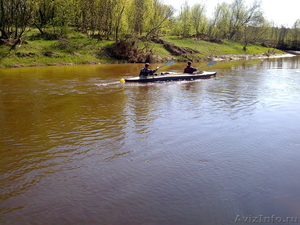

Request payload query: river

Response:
[1,56,300,224]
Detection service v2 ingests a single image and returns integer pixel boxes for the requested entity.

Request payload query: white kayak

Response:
[122,71,217,83]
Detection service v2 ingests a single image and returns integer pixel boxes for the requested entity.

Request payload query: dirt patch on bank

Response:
[107,37,204,63]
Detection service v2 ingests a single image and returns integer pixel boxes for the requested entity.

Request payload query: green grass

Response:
[0,33,282,68]
[161,36,282,55]
[0,37,118,67]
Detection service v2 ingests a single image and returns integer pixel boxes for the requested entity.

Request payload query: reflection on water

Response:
[1,56,300,224]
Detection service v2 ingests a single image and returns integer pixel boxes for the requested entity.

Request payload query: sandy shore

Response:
[209,52,297,61]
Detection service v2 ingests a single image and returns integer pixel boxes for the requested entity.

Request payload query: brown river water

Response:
[1,56,300,224]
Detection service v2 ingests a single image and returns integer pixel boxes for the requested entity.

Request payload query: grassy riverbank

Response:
[0,34,283,68]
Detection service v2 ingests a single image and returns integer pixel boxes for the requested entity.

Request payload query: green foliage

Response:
[191,3,208,36]
[178,2,192,37]
[209,2,231,40]
[0,0,298,68]
[0,0,299,49]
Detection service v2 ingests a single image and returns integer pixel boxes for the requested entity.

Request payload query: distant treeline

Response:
[0,0,299,50]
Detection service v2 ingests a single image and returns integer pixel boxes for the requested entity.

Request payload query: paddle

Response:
[156,60,175,71]
[196,61,217,70]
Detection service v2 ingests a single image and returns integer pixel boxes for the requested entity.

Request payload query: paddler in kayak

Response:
[183,61,197,74]
[139,63,158,77]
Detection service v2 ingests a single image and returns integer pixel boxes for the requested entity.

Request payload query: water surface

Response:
[1,56,300,224]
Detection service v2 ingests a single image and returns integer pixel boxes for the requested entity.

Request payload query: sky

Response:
[162,0,300,27]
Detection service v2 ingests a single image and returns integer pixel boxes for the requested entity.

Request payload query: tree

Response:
[241,1,265,49]
[146,0,174,37]
[128,0,153,35]
[33,0,55,36]
[113,0,127,41]
[228,0,263,40]
[51,0,78,38]
[77,0,98,35]
[209,2,230,40]
[0,0,34,40]
[191,3,208,37]
[291,19,300,49]
[178,1,192,37]
[276,25,289,49]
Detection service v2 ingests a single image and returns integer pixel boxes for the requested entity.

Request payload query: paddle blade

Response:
[207,61,217,66]
[165,60,175,66]
[196,61,217,69]
[156,60,175,71]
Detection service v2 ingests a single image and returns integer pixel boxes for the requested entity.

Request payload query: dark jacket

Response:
[184,66,197,74]
[139,68,157,76]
